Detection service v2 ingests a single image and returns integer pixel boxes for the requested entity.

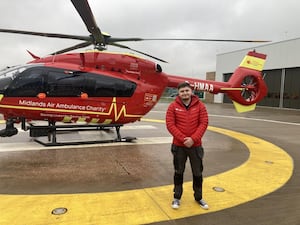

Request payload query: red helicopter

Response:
[0,0,268,145]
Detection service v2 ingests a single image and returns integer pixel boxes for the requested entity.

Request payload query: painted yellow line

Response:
[0,120,293,225]
[220,87,245,91]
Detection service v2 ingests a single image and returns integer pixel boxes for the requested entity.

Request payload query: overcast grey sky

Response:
[0,0,299,78]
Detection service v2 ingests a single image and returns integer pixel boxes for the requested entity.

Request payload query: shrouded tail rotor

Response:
[223,51,268,106]
[241,75,259,102]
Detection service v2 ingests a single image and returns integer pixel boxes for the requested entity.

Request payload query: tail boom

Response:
[166,51,267,106]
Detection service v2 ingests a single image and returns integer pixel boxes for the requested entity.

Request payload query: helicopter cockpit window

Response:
[2,65,137,98]
[0,65,26,93]
[4,66,46,97]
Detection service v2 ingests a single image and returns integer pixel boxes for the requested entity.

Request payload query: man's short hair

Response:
[177,82,192,90]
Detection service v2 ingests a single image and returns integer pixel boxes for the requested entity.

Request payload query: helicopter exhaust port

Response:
[155,64,162,73]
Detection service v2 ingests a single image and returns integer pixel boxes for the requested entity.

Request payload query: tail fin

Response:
[222,51,268,108]
[239,51,266,71]
[232,101,256,113]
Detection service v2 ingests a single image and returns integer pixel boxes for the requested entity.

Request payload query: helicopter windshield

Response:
[0,64,42,93]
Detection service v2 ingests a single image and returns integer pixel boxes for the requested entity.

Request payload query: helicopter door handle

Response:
[37,93,46,99]
[80,92,88,99]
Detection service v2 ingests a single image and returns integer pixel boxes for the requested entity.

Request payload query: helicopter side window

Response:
[85,74,136,97]
[47,71,85,97]
[5,69,45,97]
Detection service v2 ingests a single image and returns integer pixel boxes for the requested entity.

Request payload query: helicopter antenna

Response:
[52,52,57,64]
[26,50,40,60]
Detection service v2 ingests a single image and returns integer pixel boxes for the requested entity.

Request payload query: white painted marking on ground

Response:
[145,110,300,126]
[123,125,157,130]
[209,114,300,126]
[0,137,172,153]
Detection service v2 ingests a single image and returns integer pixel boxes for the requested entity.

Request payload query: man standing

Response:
[166,82,209,210]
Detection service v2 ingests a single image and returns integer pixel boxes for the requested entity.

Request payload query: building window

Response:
[283,67,300,109]
[259,69,281,107]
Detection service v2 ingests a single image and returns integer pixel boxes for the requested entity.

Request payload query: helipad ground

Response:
[0,103,299,225]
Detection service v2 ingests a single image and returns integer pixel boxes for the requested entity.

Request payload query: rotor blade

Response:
[108,37,270,43]
[50,41,92,55]
[0,28,90,41]
[141,38,271,43]
[109,43,168,63]
[70,0,105,46]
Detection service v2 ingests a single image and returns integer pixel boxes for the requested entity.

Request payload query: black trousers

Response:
[171,144,204,201]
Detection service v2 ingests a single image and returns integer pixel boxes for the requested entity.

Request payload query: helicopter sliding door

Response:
[84,73,136,97]
[46,71,85,97]
[45,70,136,97]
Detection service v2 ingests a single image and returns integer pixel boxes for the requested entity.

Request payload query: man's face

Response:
[178,86,192,101]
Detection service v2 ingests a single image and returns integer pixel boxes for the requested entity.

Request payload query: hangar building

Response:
[210,37,300,110]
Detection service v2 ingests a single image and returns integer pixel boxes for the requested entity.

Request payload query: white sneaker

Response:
[197,199,209,209]
[171,198,180,209]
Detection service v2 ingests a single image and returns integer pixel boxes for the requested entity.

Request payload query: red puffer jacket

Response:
[166,95,208,147]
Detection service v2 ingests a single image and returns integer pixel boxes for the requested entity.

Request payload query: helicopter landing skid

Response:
[27,122,136,146]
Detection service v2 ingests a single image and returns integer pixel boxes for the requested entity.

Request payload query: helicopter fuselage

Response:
[0,51,169,124]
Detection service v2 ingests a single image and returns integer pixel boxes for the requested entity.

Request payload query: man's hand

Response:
[183,137,194,148]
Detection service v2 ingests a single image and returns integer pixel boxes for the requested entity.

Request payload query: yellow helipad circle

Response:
[0,121,293,225]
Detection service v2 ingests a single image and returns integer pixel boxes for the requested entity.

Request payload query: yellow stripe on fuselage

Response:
[240,55,265,71]
[0,97,142,122]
